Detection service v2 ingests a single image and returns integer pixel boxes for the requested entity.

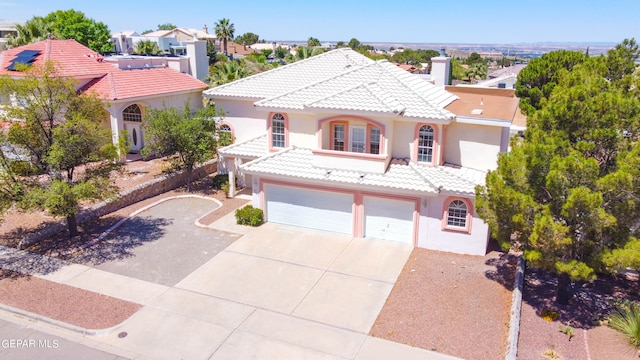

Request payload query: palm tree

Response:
[7,17,56,47]
[134,40,161,55]
[465,63,487,84]
[214,18,235,57]
[295,46,324,62]
[208,61,247,86]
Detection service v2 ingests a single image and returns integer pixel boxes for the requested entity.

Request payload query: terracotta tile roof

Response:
[225,41,257,56]
[0,39,115,78]
[81,67,207,100]
[1,39,207,101]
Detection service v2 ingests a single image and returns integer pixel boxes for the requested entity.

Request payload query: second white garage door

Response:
[264,184,354,234]
[363,196,415,244]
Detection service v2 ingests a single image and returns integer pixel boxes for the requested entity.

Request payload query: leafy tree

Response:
[260,48,273,58]
[214,18,235,56]
[347,37,361,49]
[236,32,259,46]
[142,105,223,191]
[0,62,123,236]
[307,37,320,47]
[476,46,640,305]
[156,23,176,31]
[390,48,440,66]
[134,40,161,55]
[42,9,112,52]
[465,52,483,65]
[141,29,153,35]
[336,41,346,48]
[274,46,288,59]
[515,50,585,116]
[450,58,467,80]
[6,17,55,47]
[605,38,639,85]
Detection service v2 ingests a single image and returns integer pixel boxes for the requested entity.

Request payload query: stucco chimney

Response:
[431,49,451,87]
[186,39,209,81]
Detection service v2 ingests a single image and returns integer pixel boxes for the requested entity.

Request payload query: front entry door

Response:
[124,122,143,152]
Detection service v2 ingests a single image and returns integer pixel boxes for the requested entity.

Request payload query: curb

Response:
[505,253,525,360]
[0,302,123,337]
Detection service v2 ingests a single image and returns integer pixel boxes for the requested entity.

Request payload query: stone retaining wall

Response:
[18,159,218,249]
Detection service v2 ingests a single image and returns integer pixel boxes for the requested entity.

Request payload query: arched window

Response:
[219,124,231,134]
[271,113,286,148]
[123,104,142,122]
[417,125,434,162]
[447,200,468,228]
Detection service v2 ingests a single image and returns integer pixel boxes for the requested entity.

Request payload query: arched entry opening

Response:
[122,104,144,152]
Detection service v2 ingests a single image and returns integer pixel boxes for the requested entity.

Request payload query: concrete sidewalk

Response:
[0,219,462,359]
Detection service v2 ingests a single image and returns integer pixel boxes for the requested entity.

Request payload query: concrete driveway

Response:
[86,221,460,359]
[1,202,461,359]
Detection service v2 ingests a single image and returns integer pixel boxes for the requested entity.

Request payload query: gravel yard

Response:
[370,247,515,360]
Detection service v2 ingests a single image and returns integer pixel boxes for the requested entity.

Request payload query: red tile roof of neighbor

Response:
[0,39,207,100]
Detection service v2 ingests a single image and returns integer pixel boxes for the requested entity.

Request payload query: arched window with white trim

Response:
[417,125,434,162]
[123,104,142,122]
[271,113,286,148]
[447,200,468,228]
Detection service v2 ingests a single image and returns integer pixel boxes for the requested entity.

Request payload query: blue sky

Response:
[1,0,638,44]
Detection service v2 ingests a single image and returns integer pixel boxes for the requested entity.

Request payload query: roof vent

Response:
[471,109,483,115]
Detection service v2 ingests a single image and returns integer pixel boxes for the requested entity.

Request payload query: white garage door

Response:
[265,184,353,234]
[363,196,415,244]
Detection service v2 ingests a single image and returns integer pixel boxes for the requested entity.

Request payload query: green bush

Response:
[609,301,640,348]
[9,160,42,176]
[235,205,263,226]
[212,174,228,190]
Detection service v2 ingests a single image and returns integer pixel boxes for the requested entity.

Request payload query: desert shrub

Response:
[235,205,263,226]
[608,301,640,348]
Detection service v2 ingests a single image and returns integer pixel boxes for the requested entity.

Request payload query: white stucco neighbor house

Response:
[204,48,523,256]
[0,39,207,152]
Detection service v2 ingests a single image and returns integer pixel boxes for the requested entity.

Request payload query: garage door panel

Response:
[265,184,353,234]
[363,196,414,244]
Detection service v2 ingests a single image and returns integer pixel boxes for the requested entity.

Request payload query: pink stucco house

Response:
[205,48,523,256]
[0,39,207,152]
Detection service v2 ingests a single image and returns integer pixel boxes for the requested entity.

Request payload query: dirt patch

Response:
[370,248,515,360]
[517,267,640,360]
[0,269,141,330]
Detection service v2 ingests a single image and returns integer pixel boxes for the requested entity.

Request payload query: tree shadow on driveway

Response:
[72,216,170,266]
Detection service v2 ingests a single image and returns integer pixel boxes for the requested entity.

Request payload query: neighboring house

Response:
[204,48,524,255]
[0,20,22,50]
[220,41,257,58]
[0,39,207,153]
